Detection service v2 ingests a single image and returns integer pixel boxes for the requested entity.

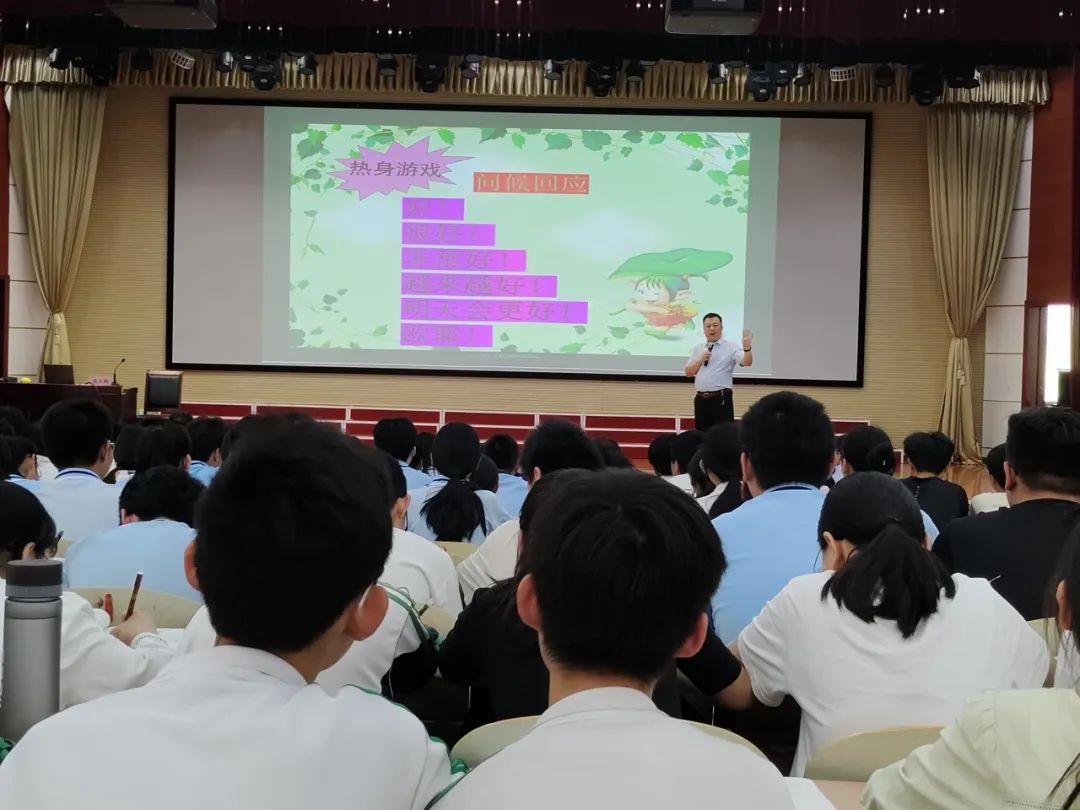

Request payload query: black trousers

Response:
[694,390,735,432]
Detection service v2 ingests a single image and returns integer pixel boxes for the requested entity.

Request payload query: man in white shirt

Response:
[684,313,754,432]
[33,398,120,544]
[375,416,433,492]
[0,421,460,809]
[65,466,205,602]
[436,469,792,810]
[457,420,603,604]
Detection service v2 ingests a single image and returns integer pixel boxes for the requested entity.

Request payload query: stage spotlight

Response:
[874,63,896,88]
[909,65,944,106]
[131,48,153,72]
[415,56,448,93]
[587,61,618,97]
[792,63,814,87]
[72,51,90,69]
[460,54,483,80]
[707,62,729,85]
[747,66,775,102]
[945,66,980,90]
[543,58,567,82]
[87,53,118,87]
[296,52,318,76]
[252,56,281,91]
[769,61,796,87]
[239,52,259,73]
[829,65,857,82]
[47,47,71,70]
[625,59,646,84]
[214,51,235,73]
[376,54,398,78]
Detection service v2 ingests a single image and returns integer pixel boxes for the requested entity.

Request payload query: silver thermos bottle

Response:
[0,559,63,741]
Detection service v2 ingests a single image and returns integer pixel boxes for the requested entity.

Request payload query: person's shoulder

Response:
[331,684,436,742]
[942,509,1006,539]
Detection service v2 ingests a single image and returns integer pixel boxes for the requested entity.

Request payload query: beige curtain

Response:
[927,105,1027,461]
[8,84,106,367]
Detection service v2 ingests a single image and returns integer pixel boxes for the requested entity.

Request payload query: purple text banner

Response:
[402,222,496,247]
[402,198,465,221]
[402,298,588,324]
[401,247,527,273]
[402,273,557,298]
[401,323,493,348]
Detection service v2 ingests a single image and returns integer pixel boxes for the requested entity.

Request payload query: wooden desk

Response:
[815,780,864,809]
[0,382,137,424]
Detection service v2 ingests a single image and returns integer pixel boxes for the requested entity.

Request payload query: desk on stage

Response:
[0,383,138,424]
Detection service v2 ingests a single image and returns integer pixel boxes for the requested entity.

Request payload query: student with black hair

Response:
[65,466,205,602]
[35,398,120,543]
[375,417,432,491]
[104,423,144,485]
[736,472,1047,777]
[697,423,744,518]
[414,431,435,475]
[0,422,460,809]
[901,431,969,530]
[710,392,835,641]
[0,433,40,492]
[687,447,714,498]
[665,429,704,494]
[456,420,604,603]
[470,455,499,495]
[219,413,279,462]
[438,469,787,810]
[0,481,175,711]
[187,416,227,486]
[593,436,634,469]
[935,407,1080,619]
[864,523,1080,809]
[970,442,1010,514]
[647,433,676,476]
[133,421,192,474]
[407,423,510,544]
[483,433,528,517]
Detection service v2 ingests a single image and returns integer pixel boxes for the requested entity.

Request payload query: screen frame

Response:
[166,96,872,387]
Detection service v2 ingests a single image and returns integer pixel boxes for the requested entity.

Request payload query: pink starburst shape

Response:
[331,137,473,200]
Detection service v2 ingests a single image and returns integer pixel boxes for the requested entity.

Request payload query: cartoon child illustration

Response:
[609,248,733,338]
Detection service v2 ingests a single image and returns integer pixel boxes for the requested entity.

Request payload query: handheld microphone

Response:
[704,342,716,367]
[112,357,126,386]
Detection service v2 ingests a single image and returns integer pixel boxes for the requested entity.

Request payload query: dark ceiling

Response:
[0,1,1075,66]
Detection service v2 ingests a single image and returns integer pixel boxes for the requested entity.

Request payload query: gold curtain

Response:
[0,45,1052,106]
[927,105,1027,460]
[8,84,106,367]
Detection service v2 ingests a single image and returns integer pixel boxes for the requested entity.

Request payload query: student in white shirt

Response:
[375,416,433,492]
[864,523,1080,809]
[407,422,510,544]
[969,442,1011,515]
[436,469,792,810]
[457,420,604,604]
[1,433,42,492]
[65,466,205,602]
[647,432,677,476]
[34,398,121,544]
[663,429,704,495]
[482,434,529,517]
[187,416,226,487]
[735,472,1048,776]
[0,421,459,809]
[696,423,744,518]
[0,481,174,710]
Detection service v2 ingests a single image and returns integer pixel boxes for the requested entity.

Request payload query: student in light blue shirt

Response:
[1,434,43,493]
[483,433,529,518]
[407,423,510,544]
[65,466,205,602]
[187,416,226,487]
[710,392,837,641]
[374,417,433,492]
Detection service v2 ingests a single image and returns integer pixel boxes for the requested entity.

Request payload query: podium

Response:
[0,383,138,424]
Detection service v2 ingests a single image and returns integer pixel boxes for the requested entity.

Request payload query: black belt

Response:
[696,389,732,400]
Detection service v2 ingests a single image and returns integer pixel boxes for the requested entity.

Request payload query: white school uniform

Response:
[0,645,460,810]
[970,491,1009,514]
[387,527,463,617]
[737,572,1049,776]
[435,687,793,810]
[34,468,121,544]
[662,473,695,495]
[0,580,174,710]
[456,518,519,605]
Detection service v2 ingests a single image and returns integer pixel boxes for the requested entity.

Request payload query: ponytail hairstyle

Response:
[701,423,745,519]
[818,472,955,638]
[421,423,487,542]
[1050,522,1080,808]
[841,425,897,476]
[688,447,715,498]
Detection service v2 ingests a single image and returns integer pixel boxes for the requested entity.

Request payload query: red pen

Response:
[103,593,114,624]
[124,572,143,621]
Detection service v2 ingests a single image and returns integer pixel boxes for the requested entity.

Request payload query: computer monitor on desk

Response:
[42,365,75,385]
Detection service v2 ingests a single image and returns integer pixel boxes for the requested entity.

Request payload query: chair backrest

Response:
[42,365,75,385]
[450,716,538,768]
[421,605,457,640]
[437,541,478,567]
[144,371,183,412]
[684,721,767,759]
[803,726,944,781]
[71,587,200,629]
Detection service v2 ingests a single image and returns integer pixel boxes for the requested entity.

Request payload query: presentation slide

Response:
[170,103,869,383]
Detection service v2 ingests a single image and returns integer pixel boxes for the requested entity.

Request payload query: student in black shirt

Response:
[901,431,969,531]
[934,407,1080,619]
[439,469,748,730]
